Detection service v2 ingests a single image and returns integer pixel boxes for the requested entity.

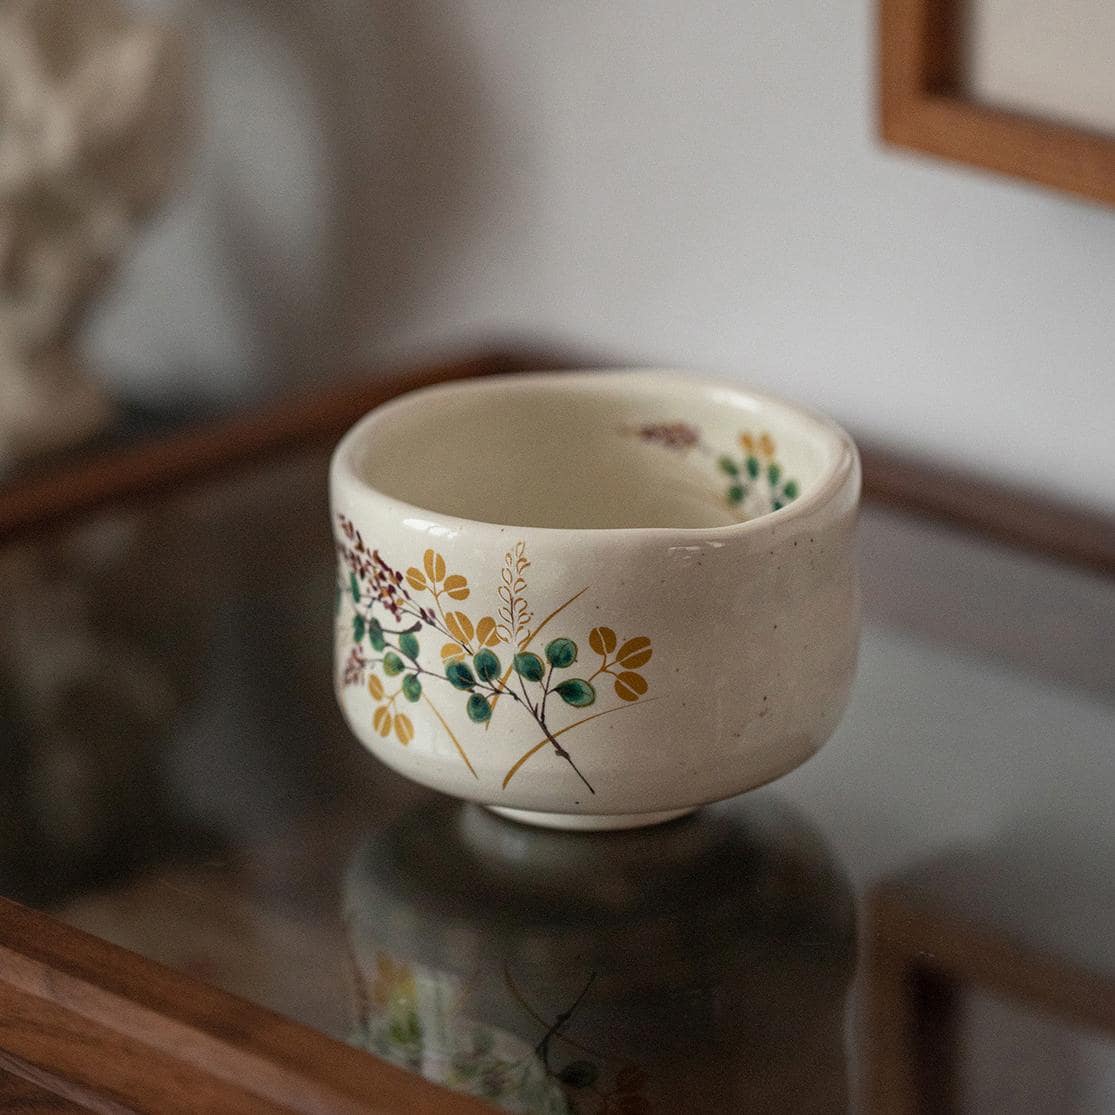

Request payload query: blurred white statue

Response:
[0,0,187,471]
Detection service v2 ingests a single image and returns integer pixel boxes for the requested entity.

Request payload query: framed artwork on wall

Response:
[879,0,1115,207]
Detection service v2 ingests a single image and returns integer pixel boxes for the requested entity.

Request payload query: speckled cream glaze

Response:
[331,370,860,830]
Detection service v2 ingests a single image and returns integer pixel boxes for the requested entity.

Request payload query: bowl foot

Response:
[486,805,696,831]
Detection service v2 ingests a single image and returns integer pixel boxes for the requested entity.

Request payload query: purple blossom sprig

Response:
[632,421,700,451]
[338,513,414,621]
[342,645,368,687]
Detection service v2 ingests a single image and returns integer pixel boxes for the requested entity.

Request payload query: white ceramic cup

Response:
[332,370,860,830]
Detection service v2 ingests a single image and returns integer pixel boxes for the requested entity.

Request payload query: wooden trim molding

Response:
[858,442,1115,577]
[0,896,492,1114]
[879,0,1115,208]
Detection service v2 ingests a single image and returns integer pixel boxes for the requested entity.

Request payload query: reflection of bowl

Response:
[331,371,860,830]
[343,795,856,1113]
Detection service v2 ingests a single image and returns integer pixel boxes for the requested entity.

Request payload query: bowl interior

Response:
[348,373,843,530]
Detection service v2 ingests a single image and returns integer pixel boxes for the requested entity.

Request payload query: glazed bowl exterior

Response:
[331,370,860,830]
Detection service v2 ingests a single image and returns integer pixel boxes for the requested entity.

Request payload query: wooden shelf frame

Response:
[0,348,1112,1109]
[866,882,1115,1114]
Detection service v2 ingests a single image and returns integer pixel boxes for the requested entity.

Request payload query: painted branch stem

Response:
[535,718,595,795]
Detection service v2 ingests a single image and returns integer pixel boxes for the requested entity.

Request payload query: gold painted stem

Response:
[501,698,658,789]
[423,693,477,778]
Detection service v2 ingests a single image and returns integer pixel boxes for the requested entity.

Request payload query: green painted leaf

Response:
[473,648,501,682]
[402,673,422,702]
[383,651,405,676]
[353,614,365,642]
[545,638,577,669]
[772,500,784,511]
[728,484,745,505]
[466,693,492,722]
[399,631,420,660]
[513,652,545,682]
[446,660,476,690]
[782,479,799,500]
[349,572,360,603]
[368,618,386,651]
[767,462,782,486]
[718,455,739,476]
[746,455,760,479]
[554,678,595,707]
[388,1013,421,1046]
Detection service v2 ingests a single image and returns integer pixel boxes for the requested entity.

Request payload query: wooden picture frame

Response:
[879,0,1115,207]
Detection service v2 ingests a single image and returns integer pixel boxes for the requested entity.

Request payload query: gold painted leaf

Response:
[588,626,617,655]
[373,706,392,736]
[614,671,648,701]
[445,611,475,645]
[759,432,775,458]
[395,714,414,744]
[405,567,427,592]
[616,636,653,669]
[740,432,755,452]
[368,675,384,700]
[372,954,414,1006]
[423,549,446,583]
[476,616,500,646]
[443,574,470,600]
[441,642,465,664]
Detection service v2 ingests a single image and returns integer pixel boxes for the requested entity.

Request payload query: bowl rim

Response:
[330,368,860,539]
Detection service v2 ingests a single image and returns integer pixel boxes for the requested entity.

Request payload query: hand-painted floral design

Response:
[627,422,800,519]
[351,950,569,1113]
[349,948,652,1115]
[336,517,654,798]
[717,430,800,512]
[503,966,653,1115]
[628,421,700,451]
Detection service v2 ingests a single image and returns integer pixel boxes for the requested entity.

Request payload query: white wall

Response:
[92,1,1115,513]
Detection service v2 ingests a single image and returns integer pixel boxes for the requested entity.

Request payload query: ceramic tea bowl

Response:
[331,370,859,830]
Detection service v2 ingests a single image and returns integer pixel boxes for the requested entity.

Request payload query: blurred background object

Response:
[0,0,188,472]
[0,0,193,902]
